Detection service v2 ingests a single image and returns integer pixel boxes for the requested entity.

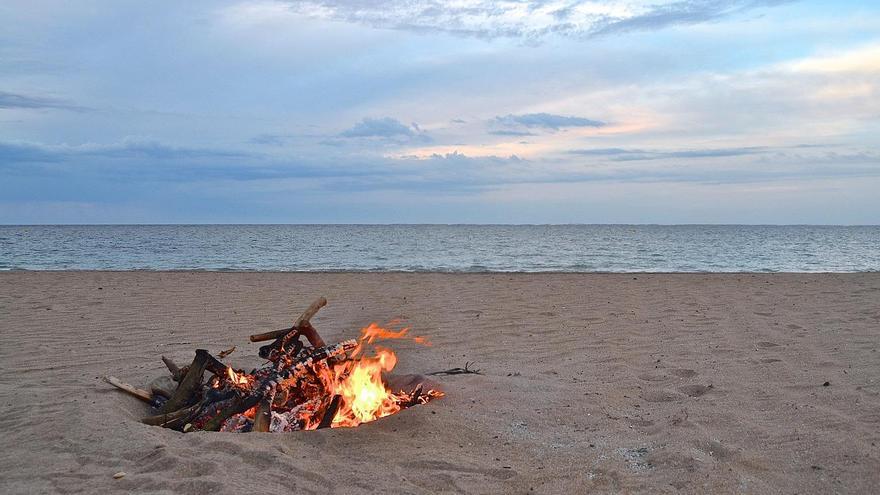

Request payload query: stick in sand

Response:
[104,376,153,403]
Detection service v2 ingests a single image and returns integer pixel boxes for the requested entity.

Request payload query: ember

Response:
[105,297,444,432]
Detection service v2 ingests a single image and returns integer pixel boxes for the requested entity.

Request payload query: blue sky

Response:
[1,0,878,224]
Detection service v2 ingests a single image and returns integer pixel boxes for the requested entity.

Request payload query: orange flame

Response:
[311,323,437,428]
[226,367,251,388]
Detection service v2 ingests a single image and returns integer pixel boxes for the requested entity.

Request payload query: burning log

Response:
[317,395,341,429]
[105,297,445,433]
[251,392,274,433]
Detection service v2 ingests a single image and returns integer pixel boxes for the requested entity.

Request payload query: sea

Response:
[1,224,878,272]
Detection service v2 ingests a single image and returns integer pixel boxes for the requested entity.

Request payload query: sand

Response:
[1,272,879,494]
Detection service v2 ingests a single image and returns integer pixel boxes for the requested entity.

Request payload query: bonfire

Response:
[104,297,444,432]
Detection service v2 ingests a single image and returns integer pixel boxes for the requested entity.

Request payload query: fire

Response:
[193,321,442,432]
[313,323,442,428]
[226,367,251,387]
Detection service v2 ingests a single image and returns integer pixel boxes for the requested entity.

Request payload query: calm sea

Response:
[0,225,878,272]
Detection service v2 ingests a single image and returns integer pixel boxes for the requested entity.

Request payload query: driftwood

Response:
[251,393,274,433]
[317,395,341,429]
[249,297,327,342]
[162,356,186,382]
[158,349,210,414]
[142,403,200,426]
[104,376,152,402]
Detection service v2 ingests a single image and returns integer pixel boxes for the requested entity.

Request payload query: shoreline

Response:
[2,272,879,493]
[2,269,879,274]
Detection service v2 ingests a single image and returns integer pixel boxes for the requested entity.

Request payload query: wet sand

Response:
[1,272,879,494]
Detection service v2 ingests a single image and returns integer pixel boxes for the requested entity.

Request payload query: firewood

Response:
[218,346,236,358]
[158,349,210,414]
[251,391,274,432]
[142,403,200,426]
[161,356,186,381]
[317,395,341,429]
[104,376,153,403]
[249,297,327,342]
[202,340,356,431]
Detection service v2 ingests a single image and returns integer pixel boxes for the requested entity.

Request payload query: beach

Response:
[1,271,879,494]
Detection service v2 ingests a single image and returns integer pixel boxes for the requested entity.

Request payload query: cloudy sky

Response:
[1,0,878,223]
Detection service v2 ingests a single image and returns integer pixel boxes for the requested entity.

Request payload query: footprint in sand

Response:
[759,357,782,363]
[678,384,713,398]
[756,341,779,348]
[670,368,697,378]
[400,460,517,480]
[637,373,670,382]
[641,389,685,403]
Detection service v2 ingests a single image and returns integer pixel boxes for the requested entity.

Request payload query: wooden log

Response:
[200,394,262,432]
[317,395,341,429]
[249,297,327,342]
[406,385,423,407]
[104,376,153,403]
[142,403,200,426]
[201,340,355,432]
[251,392,274,433]
[298,321,326,348]
[162,356,187,381]
[158,349,210,414]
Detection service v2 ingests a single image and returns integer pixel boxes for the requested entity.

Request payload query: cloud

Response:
[0,90,84,111]
[282,1,793,41]
[250,134,290,146]
[0,138,252,164]
[337,117,431,143]
[591,0,795,37]
[489,129,536,136]
[340,117,416,138]
[494,112,606,130]
[568,146,769,160]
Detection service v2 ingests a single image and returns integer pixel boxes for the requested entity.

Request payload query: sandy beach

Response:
[1,272,879,494]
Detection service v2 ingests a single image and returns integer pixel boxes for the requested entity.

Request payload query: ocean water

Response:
[0,225,878,272]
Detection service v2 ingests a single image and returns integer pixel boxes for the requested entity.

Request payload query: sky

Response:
[1,0,879,224]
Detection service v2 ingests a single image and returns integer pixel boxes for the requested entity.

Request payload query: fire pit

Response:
[104,297,444,432]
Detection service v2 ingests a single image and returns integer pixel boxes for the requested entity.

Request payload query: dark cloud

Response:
[495,113,606,130]
[0,90,84,111]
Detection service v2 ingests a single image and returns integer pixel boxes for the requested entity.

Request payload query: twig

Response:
[427,362,482,376]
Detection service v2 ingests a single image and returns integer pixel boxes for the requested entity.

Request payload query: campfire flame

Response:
[315,324,442,428]
[226,367,250,387]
